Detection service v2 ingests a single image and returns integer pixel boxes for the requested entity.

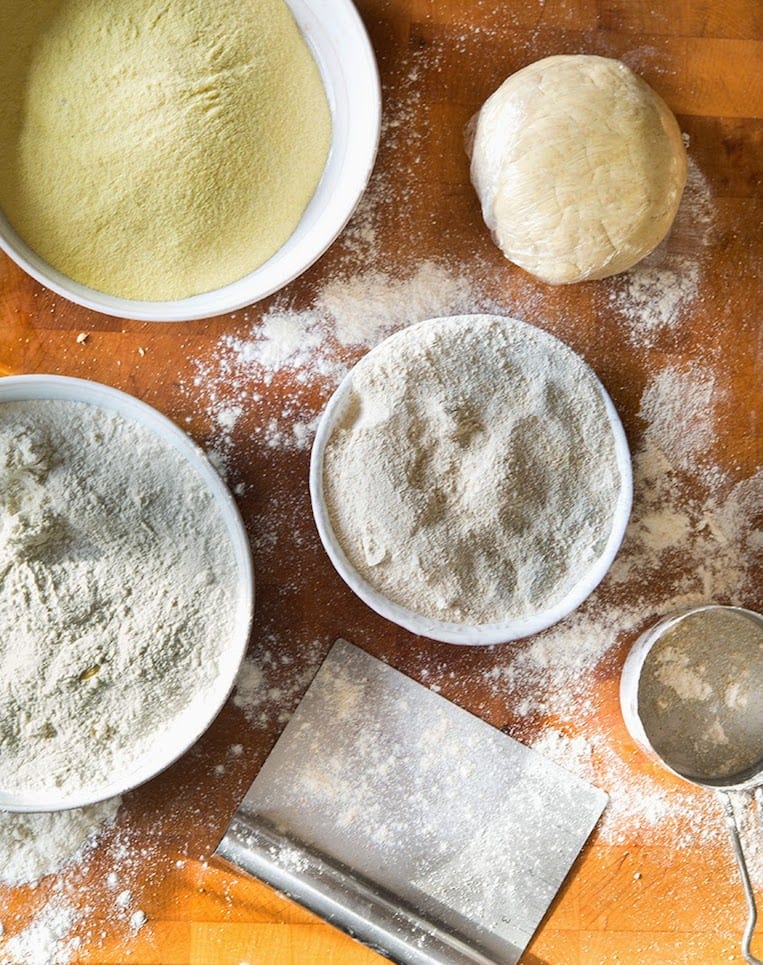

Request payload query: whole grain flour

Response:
[0,399,240,800]
[323,315,629,624]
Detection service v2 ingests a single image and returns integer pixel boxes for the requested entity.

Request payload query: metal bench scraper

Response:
[215,639,606,964]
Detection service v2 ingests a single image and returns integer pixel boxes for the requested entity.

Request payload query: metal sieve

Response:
[620,605,763,965]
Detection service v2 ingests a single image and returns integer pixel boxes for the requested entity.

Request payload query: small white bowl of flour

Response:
[311,314,632,645]
[0,376,254,811]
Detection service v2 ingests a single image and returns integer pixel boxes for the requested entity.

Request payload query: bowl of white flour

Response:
[311,314,632,645]
[0,375,254,811]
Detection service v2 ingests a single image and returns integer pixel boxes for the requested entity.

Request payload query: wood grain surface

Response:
[1,1,762,964]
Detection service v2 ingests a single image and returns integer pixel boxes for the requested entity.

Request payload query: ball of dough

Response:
[469,54,687,284]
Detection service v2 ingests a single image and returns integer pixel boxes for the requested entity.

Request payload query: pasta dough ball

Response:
[469,54,687,284]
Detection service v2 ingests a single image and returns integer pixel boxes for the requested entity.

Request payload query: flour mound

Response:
[322,314,629,626]
[0,400,240,801]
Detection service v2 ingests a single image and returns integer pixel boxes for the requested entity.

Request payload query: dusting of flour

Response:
[0,798,121,888]
[1,895,80,965]
[606,156,714,346]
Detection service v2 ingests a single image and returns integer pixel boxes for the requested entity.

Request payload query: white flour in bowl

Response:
[322,314,628,625]
[0,399,240,801]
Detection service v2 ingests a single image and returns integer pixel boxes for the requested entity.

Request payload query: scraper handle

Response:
[213,812,507,965]
[719,790,763,965]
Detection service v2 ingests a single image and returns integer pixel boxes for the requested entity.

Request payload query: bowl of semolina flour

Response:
[0,0,380,320]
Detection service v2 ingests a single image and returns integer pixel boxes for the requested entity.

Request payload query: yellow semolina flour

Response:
[0,0,331,300]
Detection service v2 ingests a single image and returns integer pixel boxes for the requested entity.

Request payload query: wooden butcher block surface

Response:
[0,1,761,963]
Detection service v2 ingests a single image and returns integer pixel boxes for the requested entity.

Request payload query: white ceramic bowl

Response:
[0,0,380,322]
[0,375,254,811]
[310,315,633,646]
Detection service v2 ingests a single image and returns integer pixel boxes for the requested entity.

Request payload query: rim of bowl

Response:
[0,375,254,811]
[0,0,381,322]
[310,314,633,646]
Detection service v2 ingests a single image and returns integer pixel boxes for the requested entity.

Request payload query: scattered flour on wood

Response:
[0,796,150,965]
[637,362,719,472]
[0,798,121,888]
[319,261,479,348]
[1,893,80,965]
[605,157,714,345]
[233,635,324,729]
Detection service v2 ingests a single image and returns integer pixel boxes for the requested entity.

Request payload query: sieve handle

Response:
[719,790,763,965]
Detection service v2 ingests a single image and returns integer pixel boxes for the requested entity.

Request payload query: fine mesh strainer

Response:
[620,604,763,964]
